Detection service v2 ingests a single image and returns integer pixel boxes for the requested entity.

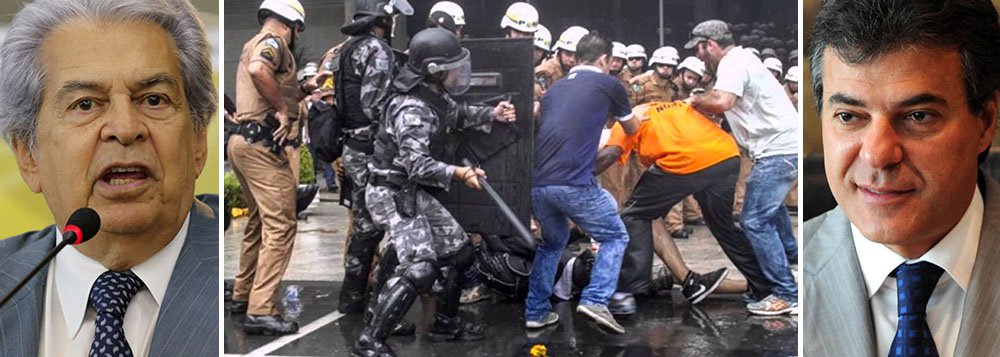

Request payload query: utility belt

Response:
[371,174,417,218]
[234,115,301,155]
[343,135,374,154]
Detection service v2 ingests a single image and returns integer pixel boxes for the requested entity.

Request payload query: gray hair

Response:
[0,0,217,149]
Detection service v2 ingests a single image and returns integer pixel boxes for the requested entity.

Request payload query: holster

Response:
[392,183,417,218]
[235,115,282,156]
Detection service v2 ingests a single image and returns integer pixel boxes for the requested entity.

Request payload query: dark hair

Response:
[576,31,612,64]
[809,0,1000,115]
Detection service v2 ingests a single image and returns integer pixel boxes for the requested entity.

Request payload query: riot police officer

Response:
[353,27,516,356]
[335,0,413,315]
[627,46,678,107]
[623,44,647,80]
[230,0,317,335]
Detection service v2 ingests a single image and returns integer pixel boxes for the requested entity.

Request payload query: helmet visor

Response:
[442,49,472,95]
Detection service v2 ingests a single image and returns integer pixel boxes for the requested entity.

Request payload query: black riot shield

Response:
[434,38,535,237]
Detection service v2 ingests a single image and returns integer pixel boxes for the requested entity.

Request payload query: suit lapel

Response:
[804,208,877,356]
[0,227,55,357]
[955,176,1000,356]
[149,199,219,356]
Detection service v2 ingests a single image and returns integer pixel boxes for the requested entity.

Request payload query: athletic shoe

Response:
[746,294,797,316]
[525,312,560,329]
[576,304,625,334]
[681,268,728,305]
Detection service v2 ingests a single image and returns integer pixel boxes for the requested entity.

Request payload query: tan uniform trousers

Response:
[665,196,703,233]
[229,135,298,315]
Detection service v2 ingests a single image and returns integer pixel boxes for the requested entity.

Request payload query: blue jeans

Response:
[741,154,798,302]
[525,185,629,321]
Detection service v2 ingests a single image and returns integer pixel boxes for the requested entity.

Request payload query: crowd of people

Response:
[225,1,800,356]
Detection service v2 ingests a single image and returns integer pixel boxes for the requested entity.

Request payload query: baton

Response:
[462,158,536,250]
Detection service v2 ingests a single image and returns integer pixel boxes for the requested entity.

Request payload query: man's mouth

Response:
[101,166,149,186]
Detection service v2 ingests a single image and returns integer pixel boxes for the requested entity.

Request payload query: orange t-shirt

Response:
[606,101,738,174]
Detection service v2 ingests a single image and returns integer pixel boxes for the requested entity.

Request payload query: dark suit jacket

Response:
[0,195,219,356]
[803,174,1000,356]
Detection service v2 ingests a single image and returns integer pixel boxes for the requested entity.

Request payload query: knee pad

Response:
[402,260,438,293]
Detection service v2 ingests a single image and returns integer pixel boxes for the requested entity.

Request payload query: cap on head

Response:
[298,62,319,81]
[649,46,679,66]
[677,56,706,77]
[500,2,539,33]
[553,26,589,53]
[684,19,732,49]
[259,0,306,31]
[626,44,646,59]
[534,24,552,51]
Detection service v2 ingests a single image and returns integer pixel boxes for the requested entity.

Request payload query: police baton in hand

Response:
[461,158,536,251]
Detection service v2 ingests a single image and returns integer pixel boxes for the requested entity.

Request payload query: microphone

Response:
[0,208,101,309]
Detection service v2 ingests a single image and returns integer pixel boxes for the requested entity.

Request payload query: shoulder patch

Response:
[401,112,424,127]
[259,38,281,63]
[631,83,642,93]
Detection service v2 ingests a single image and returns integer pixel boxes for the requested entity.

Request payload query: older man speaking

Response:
[0,0,218,356]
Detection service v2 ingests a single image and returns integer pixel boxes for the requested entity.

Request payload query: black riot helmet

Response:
[341,0,414,36]
[406,28,471,95]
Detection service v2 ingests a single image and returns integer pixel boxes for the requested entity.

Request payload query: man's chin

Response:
[89,204,162,237]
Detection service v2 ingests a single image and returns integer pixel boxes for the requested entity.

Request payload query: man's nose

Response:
[860,117,903,169]
[99,96,148,145]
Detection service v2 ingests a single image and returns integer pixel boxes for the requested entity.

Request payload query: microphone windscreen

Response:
[65,208,101,245]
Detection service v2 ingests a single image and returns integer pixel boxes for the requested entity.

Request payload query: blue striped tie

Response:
[89,270,145,357]
[888,262,943,357]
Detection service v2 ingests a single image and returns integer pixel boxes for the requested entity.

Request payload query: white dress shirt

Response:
[852,187,982,357]
[39,214,189,357]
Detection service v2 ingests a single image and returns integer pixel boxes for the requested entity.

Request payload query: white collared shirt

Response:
[39,214,189,357]
[852,187,982,357]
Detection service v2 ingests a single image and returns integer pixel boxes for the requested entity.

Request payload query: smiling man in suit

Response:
[804,0,1000,356]
[0,0,218,356]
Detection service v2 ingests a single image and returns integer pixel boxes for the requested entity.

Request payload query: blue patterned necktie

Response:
[888,261,944,357]
[89,270,146,357]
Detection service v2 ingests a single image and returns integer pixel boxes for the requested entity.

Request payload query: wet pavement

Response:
[224,188,799,356]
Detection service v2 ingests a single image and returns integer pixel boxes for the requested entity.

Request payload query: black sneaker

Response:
[685,218,707,226]
[649,266,675,294]
[670,230,690,239]
[682,268,728,305]
[229,300,248,315]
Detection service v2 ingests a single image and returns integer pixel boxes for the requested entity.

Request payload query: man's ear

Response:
[11,138,42,193]
[193,126,208,178]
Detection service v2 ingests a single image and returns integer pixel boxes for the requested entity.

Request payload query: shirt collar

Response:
[852,186,982,297]
[53,213,190,338]
[569,64,603,74]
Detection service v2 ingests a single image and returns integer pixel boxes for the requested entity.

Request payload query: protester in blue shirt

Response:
[525,30,639,334]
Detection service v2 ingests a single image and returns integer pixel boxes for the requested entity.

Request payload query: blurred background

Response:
[0,0,220,236]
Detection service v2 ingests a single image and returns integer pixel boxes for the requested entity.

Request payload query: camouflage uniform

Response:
[367,89,496,268]
[336,34,398,312]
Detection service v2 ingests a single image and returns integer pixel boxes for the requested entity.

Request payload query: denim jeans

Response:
[525,184,629,321]
[741,154,798,302]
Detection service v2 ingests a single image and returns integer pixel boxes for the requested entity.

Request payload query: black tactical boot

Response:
[425,264,484,341]
[339,236,379,313]
[352,280,419,357]
[363,244,415,336]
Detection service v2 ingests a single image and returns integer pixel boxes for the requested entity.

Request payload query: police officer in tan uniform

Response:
[622,44,647,82]
[627,46,677,108]
[500,2,538,39]
[229,0,322,335]
[610,41,630,91]
[534,26,588,100]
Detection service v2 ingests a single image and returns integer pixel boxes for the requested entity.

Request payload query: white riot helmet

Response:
[430,1,465,26]
[785,66,800,83]
[649,46,679,67]
[677,56,705,78]
[612,42,628,60]
[534,24,552,52]
[500,2,539,33]
[553,26,589,53]
[259,0,306,30]
[626,44,646,59]
[764,57,783,74]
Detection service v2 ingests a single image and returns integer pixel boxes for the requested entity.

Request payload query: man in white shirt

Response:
[0,0,219,356]
[687,19,800,315]
[803,0,1000,356]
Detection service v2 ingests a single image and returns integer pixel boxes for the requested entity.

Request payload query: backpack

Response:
[307,101,343,163]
